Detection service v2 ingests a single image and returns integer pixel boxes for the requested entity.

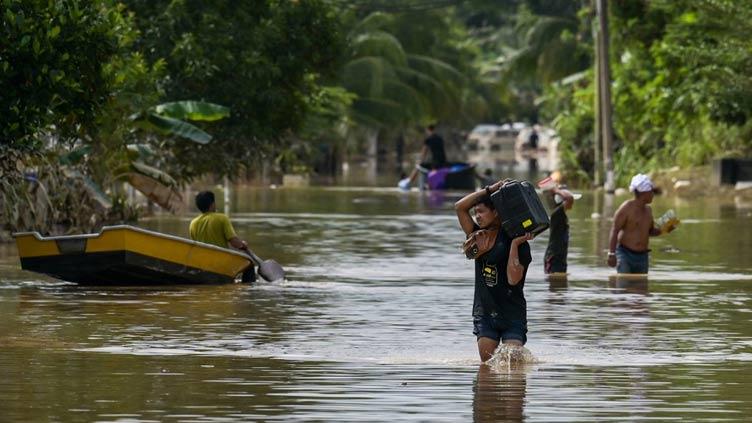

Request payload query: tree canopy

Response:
[3,0,752,225]
[1,0,123,149]
[122,0,345,178]
[539,0,752,182]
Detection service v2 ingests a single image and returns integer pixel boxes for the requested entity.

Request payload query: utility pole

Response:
[224,175,231,216]
[596,0,615,193]
[592,6,602,187]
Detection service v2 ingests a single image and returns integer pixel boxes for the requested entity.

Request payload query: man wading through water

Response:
[538,172,578,275]
[455,180,534,362]
[607,173,677,274]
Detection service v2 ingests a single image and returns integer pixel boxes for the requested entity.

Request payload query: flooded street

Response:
[1,187,752,421]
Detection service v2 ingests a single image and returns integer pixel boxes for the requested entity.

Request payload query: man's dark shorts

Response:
[616,245,649,274]
[473,315,527,345]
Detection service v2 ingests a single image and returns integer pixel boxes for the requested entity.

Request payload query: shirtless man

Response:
[607,174,675,274]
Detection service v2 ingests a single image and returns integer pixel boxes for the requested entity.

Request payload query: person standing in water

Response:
[607,173,676,274]
[476,168,496,188]
[398,124,448,190]
[539,172,576,275]
[455,180,534,362]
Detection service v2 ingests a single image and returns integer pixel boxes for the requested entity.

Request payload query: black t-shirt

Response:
[545,193,569,258]
[472,226,532,322]
[424,133,447,166]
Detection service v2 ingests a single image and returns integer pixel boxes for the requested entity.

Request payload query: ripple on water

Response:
[0,280,73,289]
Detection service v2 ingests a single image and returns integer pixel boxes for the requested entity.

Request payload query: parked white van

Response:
[464,123,524,170]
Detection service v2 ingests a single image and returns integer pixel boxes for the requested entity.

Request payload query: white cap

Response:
[629,173,654,193]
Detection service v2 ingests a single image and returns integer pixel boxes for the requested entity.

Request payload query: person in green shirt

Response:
[190,191,255,281]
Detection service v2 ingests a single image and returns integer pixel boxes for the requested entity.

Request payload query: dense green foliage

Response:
[122,0,345,178]
[1,0,160,233]
[0,0,122,149]
[455,0,594,123]
[538,0,752,183]
[1,0,345,232]
[3,0,752,234]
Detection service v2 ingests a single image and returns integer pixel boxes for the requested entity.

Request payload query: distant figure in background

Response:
[476,168,496,188]
[527,157,538,181]
[526,128,540,180]
[538,172,577,275]
[190,191,255,281]
[528,127,539,150]
[398,124,448,190]
[421,124,448,168]
[607,174,676,274]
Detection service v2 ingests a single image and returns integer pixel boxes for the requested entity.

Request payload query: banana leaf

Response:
[32,180,52,228]
[63,169,112,210]
[127,173,185,213]
[130,161,177,187]
[143,114,213,144]
[126,144,157,160]
[152,101,230,122]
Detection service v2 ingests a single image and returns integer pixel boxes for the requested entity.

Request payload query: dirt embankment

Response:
[648,165,752,200]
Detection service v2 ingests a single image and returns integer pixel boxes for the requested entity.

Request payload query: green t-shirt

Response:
[189,212,237,249]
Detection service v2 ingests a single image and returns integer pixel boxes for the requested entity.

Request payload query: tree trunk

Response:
[365,127,379,183]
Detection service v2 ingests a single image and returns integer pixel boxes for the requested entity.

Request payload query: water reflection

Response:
[473,364,528,423]
[2,187,752,421]
[608,275,649,295]
[411,189,463,210]
[546,274,568,291]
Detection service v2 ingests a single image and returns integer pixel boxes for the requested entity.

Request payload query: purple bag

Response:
[426,168,451,190]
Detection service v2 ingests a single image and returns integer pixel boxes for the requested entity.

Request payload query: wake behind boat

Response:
[13,225,252,285]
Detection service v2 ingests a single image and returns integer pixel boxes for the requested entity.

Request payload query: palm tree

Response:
[338,12,468,175]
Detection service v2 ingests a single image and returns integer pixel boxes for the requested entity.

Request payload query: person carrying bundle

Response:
[455,180,534,362]
[538,172,579,275]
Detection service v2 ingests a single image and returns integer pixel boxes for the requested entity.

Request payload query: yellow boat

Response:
[13,225,252,285]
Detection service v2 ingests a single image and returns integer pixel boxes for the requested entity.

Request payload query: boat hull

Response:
[14,225,252,285]
[418,163,477,190]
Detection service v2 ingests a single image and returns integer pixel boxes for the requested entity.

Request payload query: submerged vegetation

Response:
[2,0,752,234]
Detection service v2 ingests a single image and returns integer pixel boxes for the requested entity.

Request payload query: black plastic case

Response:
[490,180,550,238]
